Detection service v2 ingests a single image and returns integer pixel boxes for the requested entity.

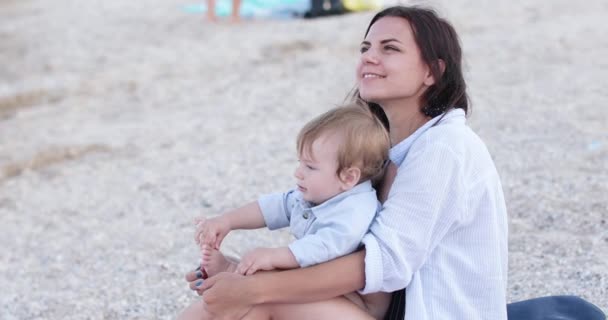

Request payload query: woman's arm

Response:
[361,139,463,294]
[253,250,366,304]
[187,166,398,317]
[195,250,366,315]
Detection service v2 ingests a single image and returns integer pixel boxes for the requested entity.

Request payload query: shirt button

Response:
[303,212,309,219]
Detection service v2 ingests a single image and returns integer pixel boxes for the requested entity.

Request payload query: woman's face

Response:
[356,16,435,107]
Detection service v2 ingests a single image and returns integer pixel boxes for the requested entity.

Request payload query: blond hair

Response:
[296,104,390,184]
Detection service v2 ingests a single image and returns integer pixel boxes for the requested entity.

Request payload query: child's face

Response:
[294,133,348,205]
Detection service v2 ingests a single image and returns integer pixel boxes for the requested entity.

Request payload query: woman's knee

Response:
[177,300,208,320]
[240,304,272,320]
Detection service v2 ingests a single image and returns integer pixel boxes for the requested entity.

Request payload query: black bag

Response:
[507,295,606,320]
[382,292,606,320]
[305,0,345,18]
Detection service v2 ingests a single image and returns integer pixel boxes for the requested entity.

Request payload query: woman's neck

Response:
[382,101,431,146]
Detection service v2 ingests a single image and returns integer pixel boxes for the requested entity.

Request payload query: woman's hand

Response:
[199,272,257,319]
[184,250,367,317]
[184,267,257,318]
[378,161,398,204]
[185,266,206,295]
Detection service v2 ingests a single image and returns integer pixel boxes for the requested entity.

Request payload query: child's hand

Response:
[194,216,230,249]
[236,248,277,276]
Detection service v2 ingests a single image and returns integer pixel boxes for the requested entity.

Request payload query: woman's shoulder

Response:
[415,120,499,182]
[413,120,491,164]
[418,117,474,146]
[413,109,473,145]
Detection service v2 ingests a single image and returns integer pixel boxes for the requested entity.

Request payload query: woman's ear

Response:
[424,59,446,86]
[339,167,362,190]
[438,59,446,75]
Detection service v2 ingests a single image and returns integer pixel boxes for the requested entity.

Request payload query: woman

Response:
[183,6,508,320]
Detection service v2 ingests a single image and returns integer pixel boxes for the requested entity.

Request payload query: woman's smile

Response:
[362,73,386,79]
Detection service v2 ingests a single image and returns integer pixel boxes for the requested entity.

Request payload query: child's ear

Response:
[339,167,361,190]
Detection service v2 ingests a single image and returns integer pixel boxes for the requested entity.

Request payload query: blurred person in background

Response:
[207,0,241,22]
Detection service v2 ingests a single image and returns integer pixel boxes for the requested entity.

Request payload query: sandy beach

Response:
[1,0,607,318]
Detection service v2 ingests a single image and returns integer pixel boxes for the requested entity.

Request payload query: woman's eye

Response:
[306,165,315,170]
[385,46,399,51]
[359,46,369,53]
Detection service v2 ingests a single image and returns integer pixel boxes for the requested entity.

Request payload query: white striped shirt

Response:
[360,109,508,320]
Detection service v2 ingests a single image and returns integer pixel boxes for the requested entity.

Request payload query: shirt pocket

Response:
[290,208,317,239]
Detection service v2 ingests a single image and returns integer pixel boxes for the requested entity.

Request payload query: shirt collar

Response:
[298,180,374,214]
[389,108,466,166]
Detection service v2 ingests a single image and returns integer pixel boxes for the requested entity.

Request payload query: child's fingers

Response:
[214,237,223,250]
[205,233,215,244]
[196,230,208,246]
[236,260,251,275]
[194,222,207,243]
[245,265,257,276]
[195,223,206,235]
[204,232,216,246]
[193,217,206,226]
[237,261,249,275]
[235,262,244,275]
[194,220,206,232]
[215,233,226,249]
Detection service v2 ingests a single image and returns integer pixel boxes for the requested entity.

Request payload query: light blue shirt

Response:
[258,181,379,268]
[360,109,509,320]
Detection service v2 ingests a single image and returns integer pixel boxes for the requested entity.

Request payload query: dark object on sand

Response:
[507,295,606,320]
[305,0,345,18]
[381,292,606,320]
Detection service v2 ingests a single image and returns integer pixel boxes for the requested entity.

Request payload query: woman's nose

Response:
[361,48,379,64]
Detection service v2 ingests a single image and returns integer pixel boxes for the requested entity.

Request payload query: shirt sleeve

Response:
[360,138,465,294]
[258,190,298,230]
[289,193,378,268]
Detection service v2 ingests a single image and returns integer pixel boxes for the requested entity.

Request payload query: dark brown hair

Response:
[354,6,469,123]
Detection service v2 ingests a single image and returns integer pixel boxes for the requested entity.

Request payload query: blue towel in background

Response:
[183,0,310,18]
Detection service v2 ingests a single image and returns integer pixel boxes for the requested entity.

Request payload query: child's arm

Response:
[196,201,266,249]
[235,247,299,275]
[221,201,266,230]
[289,193,378,268]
